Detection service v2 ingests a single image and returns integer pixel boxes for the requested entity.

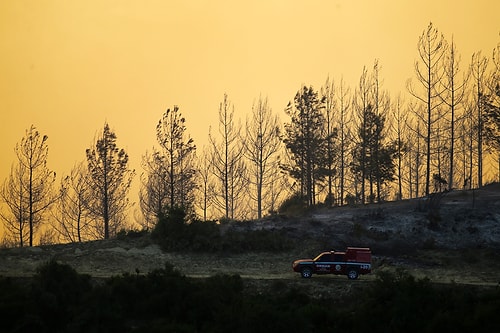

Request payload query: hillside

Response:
[1,184,500,288]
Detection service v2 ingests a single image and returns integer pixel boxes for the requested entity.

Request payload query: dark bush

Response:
[2,265,500,332]
[151,207,187,249]
[27,260,92,332]
[152,207,293,253]
[116,228,149,240]
[185,219,222,252]
[278,193,308,216]
[0,276,31,332]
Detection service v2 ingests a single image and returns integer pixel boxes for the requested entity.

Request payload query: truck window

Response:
[316,254,331,262]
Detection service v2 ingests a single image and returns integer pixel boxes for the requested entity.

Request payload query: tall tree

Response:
[335,77,352,205]
[208,94,246,219]
[194,147,214,221]
[406,104,426,198]
[470,51,489,187]
[371,60,392,202]
[352,105,396,203]
[242,96,282,219]
[483,42,500,178]
[391,94,409,199]
[86,123,134,239]
[138,148,168,229]
[51,162,93,243]
[320,76,339,206]
[408,22,447,196]
[283,85,328,207]
[459,98,477,189]
[155,106,197,211]
[440,36,469,190]
[0,163,28,246]
[492,40,500,97]
[0,125,56,246]
[353,66,372,203]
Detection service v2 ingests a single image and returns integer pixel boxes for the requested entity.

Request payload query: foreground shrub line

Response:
[1,261,499,332]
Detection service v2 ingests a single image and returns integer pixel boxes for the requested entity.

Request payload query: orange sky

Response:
[1,0,499,234]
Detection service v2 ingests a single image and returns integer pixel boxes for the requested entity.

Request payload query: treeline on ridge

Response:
[1,22,500,247]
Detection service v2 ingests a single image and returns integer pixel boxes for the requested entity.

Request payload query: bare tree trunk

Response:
[354,67,372,204]
[242,96,281,219]
[392,95,408,200]
[408,22,447,196]
[321,76,336,206]
[440,36,469,190]
[471,52,489,188]
[337,77,351,206]
[209,94,246,219]
[1,126,56,246]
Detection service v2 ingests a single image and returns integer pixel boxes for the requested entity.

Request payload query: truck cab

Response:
[292,247,372,279]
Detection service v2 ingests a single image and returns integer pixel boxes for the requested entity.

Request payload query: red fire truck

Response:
[292,247,372,279]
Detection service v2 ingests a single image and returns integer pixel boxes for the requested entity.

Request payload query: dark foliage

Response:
[151,207,293,252]
[1,262,500,332]
[0,277,31,332]
[0,260,93,333]
[278,192,308,216]
[116,228,149,240]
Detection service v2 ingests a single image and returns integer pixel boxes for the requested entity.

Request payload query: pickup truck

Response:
[292,247,372,279]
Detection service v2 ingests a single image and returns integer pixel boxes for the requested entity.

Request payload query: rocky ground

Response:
[1,184,500,292]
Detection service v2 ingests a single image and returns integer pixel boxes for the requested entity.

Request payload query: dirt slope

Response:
[1,185,500,287]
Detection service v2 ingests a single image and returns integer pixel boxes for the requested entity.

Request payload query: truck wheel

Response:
[301,267,312,278]
[347,269,358,280]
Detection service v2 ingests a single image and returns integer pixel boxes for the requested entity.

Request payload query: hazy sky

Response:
[1,0,499,224]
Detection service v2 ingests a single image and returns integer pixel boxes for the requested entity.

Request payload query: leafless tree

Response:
[208,93,246,219]
[1,163,29,246]
[439,36,469,190]
[390,94,409,199]
[138,148,167,229]
[490,39,500,103]
[352,66,372,204]
[194,147,215,221]
[86,123,135,239]
[408,22,447,196]
[371,60,392,202]
[267,160,290,214]
[483,41,500,180]
[470,51,489,187]
[51,161,94,242]
[458,98,477,189]
[335,77,352,205]
[242,95,282,219]
[405,103,425,198]
[320,76,338,206]
[0,125,56,246]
